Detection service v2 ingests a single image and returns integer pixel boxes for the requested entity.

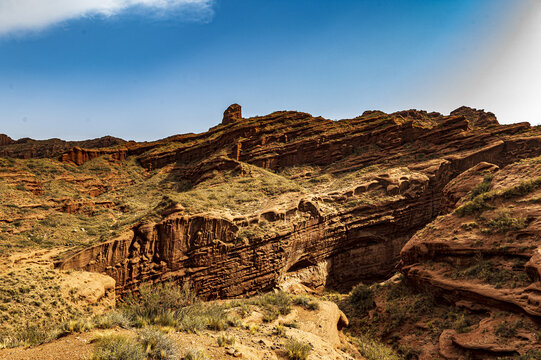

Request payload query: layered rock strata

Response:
[56,107,541,298]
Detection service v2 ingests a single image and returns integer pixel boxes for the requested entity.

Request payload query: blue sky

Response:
[0,0,539,141]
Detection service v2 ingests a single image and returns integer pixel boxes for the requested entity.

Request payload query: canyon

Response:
[1,104,540,359]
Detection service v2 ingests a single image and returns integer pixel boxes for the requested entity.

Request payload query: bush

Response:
[91,334,145,360]
[285,338,312,360]
[137,328,178,360]
[183,349,209,360]
[251,291,292,323]
[93,311,131,330]
[349,334,401,360]
[217,333,236,347]
[292,295,320,311]
[349,283,375,314]
[469,175,493,199]
[252,291,292,315]
[274,324,286,337]
[58,318,93,337]
[123,282,195,323]
[485,210,526,233]
[3,324,52,348]
[495,320,522,338]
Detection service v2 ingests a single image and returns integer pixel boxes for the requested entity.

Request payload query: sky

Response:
[0,0,539,141]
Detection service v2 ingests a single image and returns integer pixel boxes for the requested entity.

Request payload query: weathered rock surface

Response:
[2,105,541,359]
[400,156,541,358]
[0,134,14,146]
[0,135,125,159]
[450,106,500,128]
[55,106,541,299]
[222,103,242,125]
[439,161,499,214]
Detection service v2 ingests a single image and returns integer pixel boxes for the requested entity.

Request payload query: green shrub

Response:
[137,328,178,360]
[485,210,526,233]
[285,338,312,360]
[91,334,145,360]
[349,283,375,314]
[469,175,493,199]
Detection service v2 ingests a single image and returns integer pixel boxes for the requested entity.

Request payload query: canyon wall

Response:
[57,131,541,297]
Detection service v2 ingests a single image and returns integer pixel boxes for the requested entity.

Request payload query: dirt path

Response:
[0,332,94,360]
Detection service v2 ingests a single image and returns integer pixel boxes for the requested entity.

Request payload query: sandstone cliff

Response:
[0,135,125,159]
[2,105,541,359]
[52,106,541,300]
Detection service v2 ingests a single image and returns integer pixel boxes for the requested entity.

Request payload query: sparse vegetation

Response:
[469,174,493,199]
[495,319,522,338]
[137,328,178,360]
[91,334,145,360]
[250,291,292,322]
[183,349,209,360]
[292,295,320,311]
[451,254,529,289]
[285,338,311,360]
[455,177,541,217]
[216,333,236,347]
[349,334,401,360]
[484,209,527,233]
[349,283,375,314]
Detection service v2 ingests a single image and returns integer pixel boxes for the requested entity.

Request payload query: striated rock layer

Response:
[55,106,541,299]
[0,135,125,159]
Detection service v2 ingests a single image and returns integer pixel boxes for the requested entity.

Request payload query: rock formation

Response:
[53,106,541,300]
[0,135,125,159]
[222,103,242,125]
[0,134,14,146]
[2,104,541,358]
[450,106,499,127]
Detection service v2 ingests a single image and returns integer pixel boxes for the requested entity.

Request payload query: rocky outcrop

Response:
[0,135,125,159]
[439,162,499,214]
[0,134,14,146]
[399,156,541,358]
[222,103,242,125]
[60,146,129,166]
[57,138,541,298]
[450,106,499,127]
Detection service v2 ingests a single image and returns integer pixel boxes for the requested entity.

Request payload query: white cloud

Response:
[0,0,213,35]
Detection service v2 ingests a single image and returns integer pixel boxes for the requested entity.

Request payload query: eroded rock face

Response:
[0,134,14,146]
[439,161,500,214]
[60,146,129,166]
[57,141,541,298]
[400,156,541,358]
[222,103,242,125]
[450,106,499,127]
[0,135,125,159]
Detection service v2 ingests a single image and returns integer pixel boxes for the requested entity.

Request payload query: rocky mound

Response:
[397,156,541,358]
